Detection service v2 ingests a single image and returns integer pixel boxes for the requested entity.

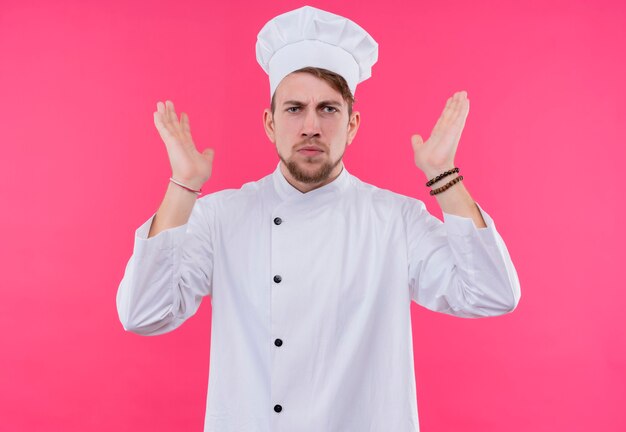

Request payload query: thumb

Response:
[410,134,424,151]
[201,148,215,164]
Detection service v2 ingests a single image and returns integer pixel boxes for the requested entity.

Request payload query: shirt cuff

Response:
[442,202,495,236]
[134,213,189,250]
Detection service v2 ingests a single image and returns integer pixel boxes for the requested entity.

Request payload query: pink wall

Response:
[1,0,624,430]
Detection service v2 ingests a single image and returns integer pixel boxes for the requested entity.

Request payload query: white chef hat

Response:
[255,5,378,98]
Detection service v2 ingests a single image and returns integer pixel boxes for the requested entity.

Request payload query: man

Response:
[117,5,521,432]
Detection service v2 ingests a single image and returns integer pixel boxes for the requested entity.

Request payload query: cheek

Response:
[274,118,301,138]
[321,118,345,135]
[325,122,349,142]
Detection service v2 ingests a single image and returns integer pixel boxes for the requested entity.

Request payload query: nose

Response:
[301,108,321,139]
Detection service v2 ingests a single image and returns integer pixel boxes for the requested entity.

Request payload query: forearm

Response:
[408,198,521,317]
[411,91,485,227]
[117,245,185,335]
[423,168,487,229]
[118,195,214,335]
[148,181,199,238]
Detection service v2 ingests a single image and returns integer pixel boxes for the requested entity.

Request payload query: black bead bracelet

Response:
[430,175,464,196]
[425,167,460,187]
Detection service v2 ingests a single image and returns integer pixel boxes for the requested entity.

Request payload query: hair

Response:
[270,66,355,116]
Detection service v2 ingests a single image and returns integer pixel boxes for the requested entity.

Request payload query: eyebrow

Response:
[282,99,343,108]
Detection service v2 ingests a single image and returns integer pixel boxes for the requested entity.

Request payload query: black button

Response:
[273,275,282,283]
[274,338,283,347]
[274,217,282,225]
[274,404,282,413]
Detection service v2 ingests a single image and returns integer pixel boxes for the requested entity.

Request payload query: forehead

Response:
[273,72,344,104]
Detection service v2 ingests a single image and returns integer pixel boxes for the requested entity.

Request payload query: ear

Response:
[263,108,276,143]
[346,111,360,146]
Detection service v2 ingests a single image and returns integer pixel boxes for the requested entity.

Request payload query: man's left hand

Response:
[411,91,470,179]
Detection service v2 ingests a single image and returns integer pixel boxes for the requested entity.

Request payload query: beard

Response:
[279,147,344,184]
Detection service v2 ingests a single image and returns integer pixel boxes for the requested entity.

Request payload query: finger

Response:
[443,96,453,113]
[202,148,215,164]
[454,98,470,129]
[154,111,175,143]
[433,96,454,132]
[448,92,466,122]
[450,92,462,113]
[452,94,469,119]
[158,100,174,127]
[430,92,468,137]
[442,95,457,120]
[155,101,178,137]
[165,100,180,127]
[454,91,468,111]
[154,110,164,130]
[154,101,167,128]
[447,97,469,139]
[411,134,423,149]
[181,112,191,135]
[166,100,186,140]
[180,112,193,143]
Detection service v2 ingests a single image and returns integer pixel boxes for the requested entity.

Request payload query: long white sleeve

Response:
[407,200,521,317]
[116,198,215,335]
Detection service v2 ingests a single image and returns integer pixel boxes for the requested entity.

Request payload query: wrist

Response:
[169,177,203,196]
[423,165,456,181]
[171,171,208,191]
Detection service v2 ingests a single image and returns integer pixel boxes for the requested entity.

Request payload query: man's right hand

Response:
[154,100,214,190]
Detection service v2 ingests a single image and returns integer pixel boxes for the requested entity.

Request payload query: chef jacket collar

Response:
[272,161,351,202]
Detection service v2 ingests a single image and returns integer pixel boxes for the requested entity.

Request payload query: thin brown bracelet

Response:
[425,167,460,187]
[430,175,463,196]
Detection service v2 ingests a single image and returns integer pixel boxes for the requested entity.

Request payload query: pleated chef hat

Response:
[256,5,378,97]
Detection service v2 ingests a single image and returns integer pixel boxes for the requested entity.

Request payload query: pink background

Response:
[1,0,624,430]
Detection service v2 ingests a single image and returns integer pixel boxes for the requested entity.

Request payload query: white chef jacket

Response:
[117,163,521,432]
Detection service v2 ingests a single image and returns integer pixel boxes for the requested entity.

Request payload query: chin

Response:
[293,161,338,184]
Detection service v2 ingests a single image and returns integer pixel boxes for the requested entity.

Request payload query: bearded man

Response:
[117,6,521,432]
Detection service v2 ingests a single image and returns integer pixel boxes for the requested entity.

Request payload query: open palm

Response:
[411,91,469,177]
[154,100,214,189]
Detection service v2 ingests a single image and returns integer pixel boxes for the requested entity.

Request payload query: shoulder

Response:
[194,174,271,215]
[348,173,427,215]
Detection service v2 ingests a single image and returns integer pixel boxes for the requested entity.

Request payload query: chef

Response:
[117,5,521,432]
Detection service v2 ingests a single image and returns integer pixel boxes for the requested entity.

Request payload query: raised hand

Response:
[154,100,214,190]
[411,91,469,178]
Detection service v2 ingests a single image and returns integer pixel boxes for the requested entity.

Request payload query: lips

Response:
[296,144,324,157]
[297,148,323,156]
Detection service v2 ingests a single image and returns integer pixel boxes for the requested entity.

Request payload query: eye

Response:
[322,106,338,113]
[286,106,300,113]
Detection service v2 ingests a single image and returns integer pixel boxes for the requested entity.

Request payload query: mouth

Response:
[297,148,323,156]
[296,145,324,157]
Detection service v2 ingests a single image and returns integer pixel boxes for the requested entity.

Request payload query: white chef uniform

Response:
[116,162,521,431]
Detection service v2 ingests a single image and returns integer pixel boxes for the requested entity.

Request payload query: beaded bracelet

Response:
[430,175,463,196]
[169,177,202,195]
[425,167,459,187]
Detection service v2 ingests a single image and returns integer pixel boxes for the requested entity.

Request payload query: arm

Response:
[406,198,520,317]
[148,99,214,237]
[411,91,485,228]
[116,100,215,334]
[116,198,215,334]
[408,91,520,316]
